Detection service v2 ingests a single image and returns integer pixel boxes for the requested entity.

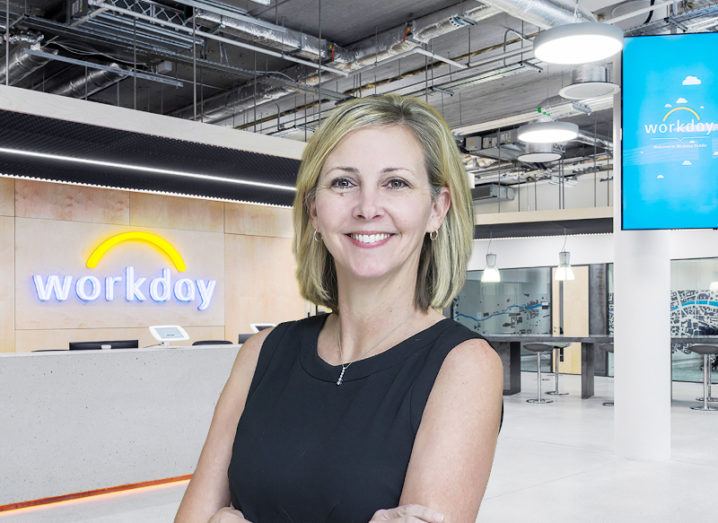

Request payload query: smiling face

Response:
[309,124,450,284]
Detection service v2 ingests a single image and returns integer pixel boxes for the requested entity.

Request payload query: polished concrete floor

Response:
[2,373,717,523]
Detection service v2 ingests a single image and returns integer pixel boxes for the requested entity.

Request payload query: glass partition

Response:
[671,257,718,383]
[453,267,552,371]
[608,258,718,383]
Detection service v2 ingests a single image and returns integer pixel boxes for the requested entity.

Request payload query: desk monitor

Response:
[250,323,275,332]
[69,340,139,350]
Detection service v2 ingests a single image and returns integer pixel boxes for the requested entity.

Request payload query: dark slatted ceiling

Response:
[0,109,300,206]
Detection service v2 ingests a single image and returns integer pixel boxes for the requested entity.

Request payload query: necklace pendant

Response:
[336,365,347,386]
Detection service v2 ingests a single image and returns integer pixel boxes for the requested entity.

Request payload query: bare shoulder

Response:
[225,326,277,390]
[440,337,503,385]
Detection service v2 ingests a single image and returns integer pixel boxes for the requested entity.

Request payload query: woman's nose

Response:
[352,187,383,220]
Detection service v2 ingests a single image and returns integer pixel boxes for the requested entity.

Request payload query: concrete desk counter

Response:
[0,344,240,507]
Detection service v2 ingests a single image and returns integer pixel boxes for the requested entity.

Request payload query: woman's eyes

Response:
[330,177,355,190]
[329,177,409,190]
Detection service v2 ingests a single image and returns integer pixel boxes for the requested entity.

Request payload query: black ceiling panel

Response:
[0,109,300,206]
[475,218,613,239]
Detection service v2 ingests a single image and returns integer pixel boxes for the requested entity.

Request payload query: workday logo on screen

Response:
[32,231,217,311]
[643,75,718,140]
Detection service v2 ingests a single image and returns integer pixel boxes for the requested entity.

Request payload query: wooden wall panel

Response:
[225,202,293,238]
[552,266,589,375]
[3,179,307,352]
[0,216,14,352]
[15,180,129,224]
[14,325,226,353]
[130,192,224,232]
[15,218,225,330]
[224,234,306,343]
[0,177,13,216]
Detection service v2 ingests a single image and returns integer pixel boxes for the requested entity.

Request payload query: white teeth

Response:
[351,233,391,244]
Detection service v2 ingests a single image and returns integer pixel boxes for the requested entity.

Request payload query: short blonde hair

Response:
[292,94,474,312]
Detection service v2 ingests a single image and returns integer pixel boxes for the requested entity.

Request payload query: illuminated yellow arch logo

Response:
[662,107,701,122]
[86,231,187,272]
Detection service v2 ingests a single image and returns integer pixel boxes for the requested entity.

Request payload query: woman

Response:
[175,94,503,523]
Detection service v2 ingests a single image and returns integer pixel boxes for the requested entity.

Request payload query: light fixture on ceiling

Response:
[710,281,718,293]
[533,22,624,65]
[559,64,621,100]
[0,147,297,192]
[517,142,562,163]
[481,236,501,283]
[517,119,579,144]
[555,233,575,281]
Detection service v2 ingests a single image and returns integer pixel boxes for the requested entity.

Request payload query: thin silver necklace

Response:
[335,314,414,386]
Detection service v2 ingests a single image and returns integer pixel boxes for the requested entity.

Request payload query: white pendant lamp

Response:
[558,64,620,100]
[481,253,501,283]
[533,22,624,65]
[517,142,562,163]
[555,251,575,281]
[481,236,501,283]
[517,120,579,144]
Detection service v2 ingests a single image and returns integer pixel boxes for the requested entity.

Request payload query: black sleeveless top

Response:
[228,313,499,523]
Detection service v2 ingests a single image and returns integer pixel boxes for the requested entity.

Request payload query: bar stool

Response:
[524,343,556,404]
[602,343,614,407]
[546,343,571,396]
[689,344,718,411]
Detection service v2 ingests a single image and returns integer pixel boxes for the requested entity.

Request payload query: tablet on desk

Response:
[149,325,189,346]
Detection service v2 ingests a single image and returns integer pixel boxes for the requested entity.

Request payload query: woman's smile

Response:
[345,232,397,248]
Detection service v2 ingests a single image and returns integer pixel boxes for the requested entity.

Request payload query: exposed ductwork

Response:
[195,11,333,61]
[477,0,595,29]
[175,1,499,123]
[49,63,128,98]
[0,33,57,86]
[173,2,499,124]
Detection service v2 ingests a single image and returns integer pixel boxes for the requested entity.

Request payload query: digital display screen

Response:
[622,33,718,230]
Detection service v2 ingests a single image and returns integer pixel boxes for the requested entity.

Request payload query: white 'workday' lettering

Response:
[644,119,718,135]
[32,267,216,311]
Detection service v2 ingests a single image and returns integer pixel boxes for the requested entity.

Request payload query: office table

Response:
[483,335,718,399]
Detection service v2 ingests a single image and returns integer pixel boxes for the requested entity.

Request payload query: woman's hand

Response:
[370,504,445,522]
[207,506,253,523]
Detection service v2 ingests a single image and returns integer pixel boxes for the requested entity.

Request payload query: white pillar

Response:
[612,59,672,461]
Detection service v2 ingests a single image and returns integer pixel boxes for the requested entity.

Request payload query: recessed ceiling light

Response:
[0,147,297,192]
[517,121,579,144]
[534,22,624,65]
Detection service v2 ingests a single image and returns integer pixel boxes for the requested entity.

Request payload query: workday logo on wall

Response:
[32,231,217,311]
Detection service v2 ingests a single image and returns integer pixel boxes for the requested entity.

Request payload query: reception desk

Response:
[0,344,240,507]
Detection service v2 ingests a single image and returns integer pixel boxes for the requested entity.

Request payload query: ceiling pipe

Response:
[185,1,499,124]
[476,0,595,29]
[0,33,57,86]
[50,63,127,98]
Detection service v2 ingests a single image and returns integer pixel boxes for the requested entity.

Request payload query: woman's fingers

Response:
[370,503,445,522]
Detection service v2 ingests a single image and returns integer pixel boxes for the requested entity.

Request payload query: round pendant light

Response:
[517,142,562,163]
[559,64,620,100]
[517,120,579,144]
[534,22,624,65]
